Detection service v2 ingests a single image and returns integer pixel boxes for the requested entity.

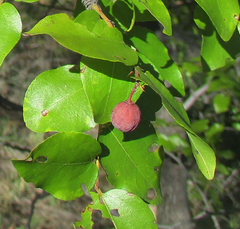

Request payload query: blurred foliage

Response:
[1,0,240,228]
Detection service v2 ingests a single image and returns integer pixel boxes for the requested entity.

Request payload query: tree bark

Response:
[157,158,193,229]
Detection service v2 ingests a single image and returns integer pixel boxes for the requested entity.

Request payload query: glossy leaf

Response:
[187,132,216,180]
[194,6,240,71]
[136,67,191,132]
[138,0,172,36]
[0,3,22,67]
[12,132,101,200]
[23,65,95,133]
[129,26,184,96]
[99,122,163,205]
[24,12,138,66]
[213,93,231,114]
[110,0,135,32]
[78,189,158,228]
[80,57,142,124]
[195,0,239,41]
[23,63,142,133]
[74,207,93,229]
[125,0,155,22]
[136,68,216,180]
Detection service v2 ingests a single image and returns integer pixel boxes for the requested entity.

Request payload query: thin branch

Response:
[222,169,238,190]
[26,191,49,229]
[0,141,31,152]
[0,95,22,111]
[183,83,209,111]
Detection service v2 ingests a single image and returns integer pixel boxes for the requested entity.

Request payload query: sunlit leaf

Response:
[24,12,138,66]
[23,62,142,133]
[136,68,216,180]
[99,122,163,205]
[12,132,101,200]
[194,6,240,71]
[137,0,172,35]
[129,26,184,96]
[187,132,216,180]
[0,3,22,67]
[136,67,191,131]
[80,57,142,125]
[86,190,157,228]
[195,0,239,41]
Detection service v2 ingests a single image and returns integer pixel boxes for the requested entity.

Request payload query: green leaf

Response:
[125,0,155,22]
[187,132,216,180]
[12,132,101,200]
[23,65,95,132]
[74,207,93,229]
[138,0,172,36]
[0,3,22,67]
[136,67,191,132]
[195,0,239,41]
[80,57,142,124]
[129,26,184,96]
[24,12,138,66]
[194,6,240,71]
[213,93,231,114]
[99,122,163,205]
[136,68,216,180]
[110,0,135,32]
[23,63,142,133]
[89,189,158,228]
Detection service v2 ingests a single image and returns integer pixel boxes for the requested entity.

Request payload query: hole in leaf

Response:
[26,157,33,162]
[80,65,87,73]
[99,197,104,205]
[234,14,239,20]
[148,143,159,153]
[154,166,159,172]
[110,209,120,217]
[86,206,93,213]
[164,80,172,88]
[127,192,134,196]
[147,188,156,200]
[81,183,88,195]
[36,156,48,163]
[92,210,114,227]
[41,109,49,116]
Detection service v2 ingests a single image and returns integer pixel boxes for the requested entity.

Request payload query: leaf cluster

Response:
[1,0,239,228]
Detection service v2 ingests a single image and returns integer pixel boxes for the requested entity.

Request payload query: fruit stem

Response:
[127,82,139,103]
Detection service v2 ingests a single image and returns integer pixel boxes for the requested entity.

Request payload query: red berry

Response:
[111,101,141,132]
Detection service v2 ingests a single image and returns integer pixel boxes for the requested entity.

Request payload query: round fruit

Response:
[111,101,141,132]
